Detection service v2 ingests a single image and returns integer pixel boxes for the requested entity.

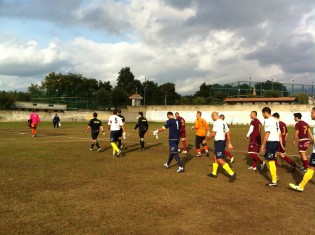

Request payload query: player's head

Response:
[167,111,174,119]
[113,110,118,115]
[117,109,121,114]
[262,107,271,118]
[250,111,257,119]
[196,111,202,118]
[311,107,315,120]
[93,112,98,117]
[272,112,280,120]
[219,114,225,120]
[175,112,179,118]
[138,111,143,117]
[293,113,302,121]
[211,111,219,121]
[55,114,58,116]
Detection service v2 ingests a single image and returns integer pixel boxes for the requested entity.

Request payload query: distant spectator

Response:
[53,114,61,128]
[29,110,40,137]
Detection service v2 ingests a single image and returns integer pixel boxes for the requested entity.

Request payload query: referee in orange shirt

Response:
[191,111,210,157]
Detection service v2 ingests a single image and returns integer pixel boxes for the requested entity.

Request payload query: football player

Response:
[85,112,105,152]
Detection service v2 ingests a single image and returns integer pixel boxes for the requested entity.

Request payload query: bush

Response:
[0,91,15,109]
[264,90,281,98]
[294,93,309,104]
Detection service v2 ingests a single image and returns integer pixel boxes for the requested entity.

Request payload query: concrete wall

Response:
[1,104,315,126]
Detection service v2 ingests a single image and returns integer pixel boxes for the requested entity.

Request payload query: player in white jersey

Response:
[290,107,315,192]
[203,112,236,182]
[108,110,126,157]
[260,107,283,187]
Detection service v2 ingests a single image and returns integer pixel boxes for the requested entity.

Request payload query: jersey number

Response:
[303,126,308,134]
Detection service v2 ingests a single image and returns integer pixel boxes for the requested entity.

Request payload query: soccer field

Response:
[0,122,314,234]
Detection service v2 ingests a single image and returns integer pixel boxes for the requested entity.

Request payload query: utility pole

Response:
[144,76,146,106]
[165,91,167,106]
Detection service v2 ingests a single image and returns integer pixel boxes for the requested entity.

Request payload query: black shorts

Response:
[118,129,123,138]
[110,130,120,142]
[309,153,315,167]
[169,139,179,154]
[214,140,226,159]
[91,130,99,140]
[195,135,206,148]
[264,141,279,161]
[139,130,146,138]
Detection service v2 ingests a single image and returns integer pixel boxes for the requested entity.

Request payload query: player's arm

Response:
[246,125,254,140]
[192,120,198,130]
[292,130,299,145]
[226,131,233,150]
[100,125,105,134]
[308,128,314,142]
[204,131,216,142]
[85,126,90,132]
[134,119,140,131]
[261,131,270,153]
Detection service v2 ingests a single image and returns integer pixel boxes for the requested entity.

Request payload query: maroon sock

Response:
[250,153,260,167]
[182,140,187,151]
[275,157,278,166]
[303,160,309,168]
[283,156,293,164]
[224,149,232,158]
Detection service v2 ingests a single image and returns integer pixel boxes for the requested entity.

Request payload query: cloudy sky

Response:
[0,0,314,94]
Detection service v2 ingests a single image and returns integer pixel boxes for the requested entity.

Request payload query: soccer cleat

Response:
[196,153,202,157]
[90,148,93,151]
[229,173,236,182]
[289,183,304,192]
[265,182,277,187]
[207,173,217,178]
[230,156,235,164]
[260,161,266,171]
[205,151,209,157]
[291,163,296,173]
[178,149,181,153]
[248,166,257,171]
[116,150,121,157]
[300,167,307,172]
[177,167,184,173]
[97,148,102,152]
[163,163,169,169]
[182,150,187,154]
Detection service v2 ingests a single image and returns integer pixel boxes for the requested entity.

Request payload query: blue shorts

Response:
[169,139,179,154]
[214,140,226,159]
[264,141,279,161]
[110,130,120,142]
[309,153,315,167]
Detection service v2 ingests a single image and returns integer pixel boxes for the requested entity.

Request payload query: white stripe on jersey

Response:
[213,119,229,141]
[264,117,280,142]
[313,126,315,153]
[108,115,123,131]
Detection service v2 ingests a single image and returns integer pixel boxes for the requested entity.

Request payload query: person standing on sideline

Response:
[108,110,126,157]
[219,114,234,163]
[29,110,40,137]
[134,112,148,151]
[117,109,126,150]
[203,112,236,182]
[272,113,296,172]
[260,107,283,187]
[153,112,184,173]
[53,114,60,128]
[292,113,314,172]
[192,111,210,157]
[175,112,187,153]
[290,107,315,192]
[85,112,105,152]
[246,111,265,171]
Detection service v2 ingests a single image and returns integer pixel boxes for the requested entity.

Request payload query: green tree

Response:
[295,93,309,104]
[264,90,281,98]
[96,88,112,110]
[0,91,15,109]
[116,67,142,95]
[192,96,206,105]
[28,84,44,98]
[112,87,129,108]
[142,80,159,105]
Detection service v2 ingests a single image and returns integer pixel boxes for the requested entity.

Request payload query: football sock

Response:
[275,157,278,166]
[204,146,208,151]
[117,139,122,148]
[250,153,260,167]
[303,160,309,169]
[224,149,232,158]
[182,140,187,151]
[32,129,35,135]
[174,153,183,167]
[196,148,201,154]
[95,142,100,149]
[283,156,293,164]
[223,163,234,176]
[212,163,219,175]
[111,142,119,152]
[299,168,314,189]
[140,140,145,149]
[167,154,174,165]
[91,143,95,149]
[268,161,277,183]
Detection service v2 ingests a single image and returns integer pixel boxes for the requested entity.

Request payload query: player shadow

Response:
[121,143,162,155]
[181,153,194,166]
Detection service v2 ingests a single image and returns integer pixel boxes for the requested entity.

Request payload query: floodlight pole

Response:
[165,91,167,106]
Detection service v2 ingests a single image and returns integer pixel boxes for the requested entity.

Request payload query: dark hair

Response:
[93,112,98,117]
[219,114,225,118]
[197,111,202,116]
[272,113,280,119]
[294,113,302,119]
[138,112,143,116]
[117,109,121,113]
[313,107,315,111]
[113,110,118,115]
[175,112,179,115]
[262,107,271,114]
[251,111,257,116]
[167,111,173,116]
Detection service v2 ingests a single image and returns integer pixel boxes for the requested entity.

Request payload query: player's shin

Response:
[167,154,174,165]
[268,161,277,183]
[212,163,219,175]
[111,142,119,152]
[223,163,234,176]
[174,153,183,167]
[299,168,314,189]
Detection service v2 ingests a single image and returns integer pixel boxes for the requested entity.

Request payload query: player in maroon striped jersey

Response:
[175,112,187,154]
[292,113,314,172]
[219,114,235,163]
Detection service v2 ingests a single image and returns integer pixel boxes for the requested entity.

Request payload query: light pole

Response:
[249,77,252,95]
[165,91,167,106]
[143,76,146,106]
[271,79,274,90]
[292,79,294,95]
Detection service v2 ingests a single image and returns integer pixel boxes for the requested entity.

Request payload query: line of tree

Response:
[0,67,310,109]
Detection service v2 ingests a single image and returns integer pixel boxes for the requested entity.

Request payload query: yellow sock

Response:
[299,169,314,189]
[212,163,219,175]
[111,142,119,152]
[223,163,234,176]
[268,161,277,183]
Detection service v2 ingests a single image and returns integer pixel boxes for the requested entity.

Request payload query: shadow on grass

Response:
[120,143,162,156]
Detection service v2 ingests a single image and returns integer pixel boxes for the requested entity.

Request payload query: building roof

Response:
[129,93,143,100]
[224,97,296,103]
